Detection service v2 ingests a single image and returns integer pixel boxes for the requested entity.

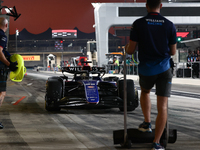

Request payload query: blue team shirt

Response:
[130,12,177,76]
[0,29,7,50]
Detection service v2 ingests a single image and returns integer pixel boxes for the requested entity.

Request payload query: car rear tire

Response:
[118,79,138,111]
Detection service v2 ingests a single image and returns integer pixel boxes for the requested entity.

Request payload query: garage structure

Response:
[92,3,200,67]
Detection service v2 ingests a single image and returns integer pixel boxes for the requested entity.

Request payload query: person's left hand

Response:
[9,62,18,71]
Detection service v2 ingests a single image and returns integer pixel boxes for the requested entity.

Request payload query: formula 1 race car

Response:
[45,65,139,112]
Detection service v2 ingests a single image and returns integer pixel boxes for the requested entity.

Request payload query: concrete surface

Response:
[0,71,199,150]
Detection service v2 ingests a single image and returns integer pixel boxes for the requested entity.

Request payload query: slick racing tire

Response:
[45,76,63,112]
[118,79,138,112]
[45,95,61,112]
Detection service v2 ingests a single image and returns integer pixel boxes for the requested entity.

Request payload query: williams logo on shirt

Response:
[1,37,6,42]
[146,19,164,26]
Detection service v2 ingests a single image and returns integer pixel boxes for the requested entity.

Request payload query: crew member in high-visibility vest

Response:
[113,57,119,74]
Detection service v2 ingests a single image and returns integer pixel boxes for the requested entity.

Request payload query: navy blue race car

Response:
[45,65,139,111]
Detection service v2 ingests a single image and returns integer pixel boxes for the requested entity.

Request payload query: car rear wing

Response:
[62,67,106,74]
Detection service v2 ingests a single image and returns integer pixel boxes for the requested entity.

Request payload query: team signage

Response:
[63,67,105,73]
[22,55,40,61]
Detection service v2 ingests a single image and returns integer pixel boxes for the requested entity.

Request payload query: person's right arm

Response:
[169,44,176,56]
[169,24,177,56]
[125,40,137,55]
[0,47,10,66]
[125,21,138,55]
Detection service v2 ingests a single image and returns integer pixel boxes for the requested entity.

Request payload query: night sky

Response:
[3,0,145,35]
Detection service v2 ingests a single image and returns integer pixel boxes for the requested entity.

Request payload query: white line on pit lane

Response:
[20,84,32,96]
[26,72,51,80]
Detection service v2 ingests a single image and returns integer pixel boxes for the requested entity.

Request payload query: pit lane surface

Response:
[1,71,200,150]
